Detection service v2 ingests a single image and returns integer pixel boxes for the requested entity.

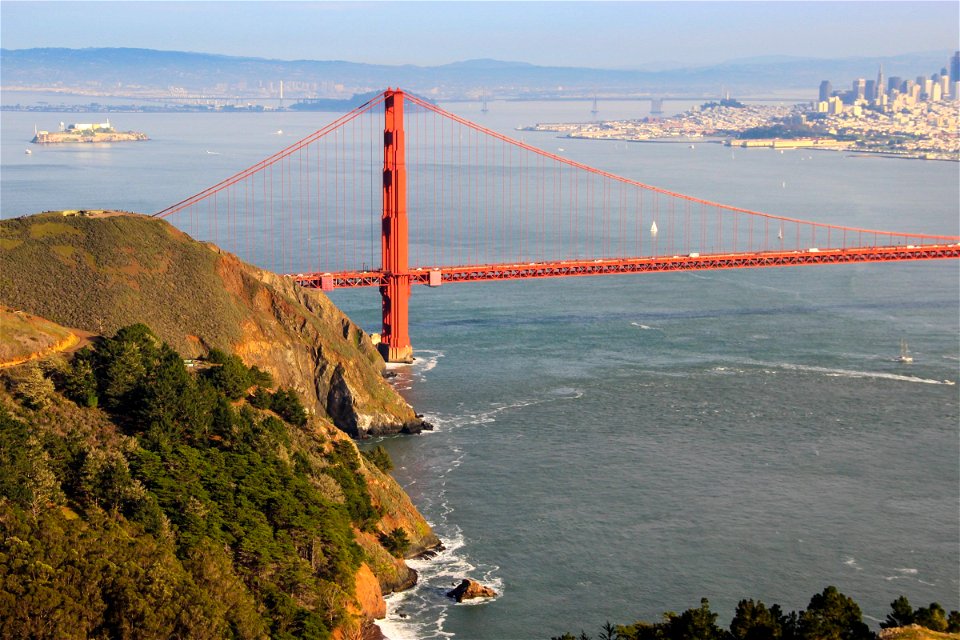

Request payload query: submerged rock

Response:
[446,579,498,602]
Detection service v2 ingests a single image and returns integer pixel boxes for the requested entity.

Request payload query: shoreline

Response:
[538,133,959,162]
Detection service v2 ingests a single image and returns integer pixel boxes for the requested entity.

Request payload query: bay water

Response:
[2,97,958,639]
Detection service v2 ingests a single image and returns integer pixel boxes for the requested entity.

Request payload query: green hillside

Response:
[0,324,424,638]
[0,211,427,437]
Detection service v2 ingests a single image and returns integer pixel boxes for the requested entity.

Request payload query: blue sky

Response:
[1,1,957,68]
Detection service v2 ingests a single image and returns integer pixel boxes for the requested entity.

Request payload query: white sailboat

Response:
[896,338,913,363]
[650,221,658,237]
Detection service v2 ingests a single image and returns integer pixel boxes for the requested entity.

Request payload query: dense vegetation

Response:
[552,588,960,640]
[0,324,393,639]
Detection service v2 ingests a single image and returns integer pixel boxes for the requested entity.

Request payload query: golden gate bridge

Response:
[154,89,960,362]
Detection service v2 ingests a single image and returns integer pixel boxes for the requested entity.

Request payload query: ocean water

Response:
[2,97,958,639]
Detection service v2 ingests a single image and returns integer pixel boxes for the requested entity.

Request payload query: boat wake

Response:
[761,362,955,386]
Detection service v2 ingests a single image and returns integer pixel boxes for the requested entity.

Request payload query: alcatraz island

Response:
[31,119,148,144]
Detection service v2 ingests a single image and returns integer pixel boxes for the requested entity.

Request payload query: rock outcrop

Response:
[446,579,498,602]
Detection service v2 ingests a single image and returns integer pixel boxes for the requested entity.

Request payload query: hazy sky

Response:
[2,1,957,68]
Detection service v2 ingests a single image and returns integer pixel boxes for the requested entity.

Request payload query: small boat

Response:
[896,338,913,363]
[24,148,32,154]
[650,221,659,237]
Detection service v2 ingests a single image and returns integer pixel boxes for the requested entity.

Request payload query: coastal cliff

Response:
[0,211,429,437]
[0,211,440,636]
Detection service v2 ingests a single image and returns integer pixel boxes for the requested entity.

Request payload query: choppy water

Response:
[2,97,958,639]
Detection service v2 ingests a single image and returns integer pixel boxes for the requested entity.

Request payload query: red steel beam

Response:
[293,244,960,289]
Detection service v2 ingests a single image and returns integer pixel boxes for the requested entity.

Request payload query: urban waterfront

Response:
[2,100,958,639]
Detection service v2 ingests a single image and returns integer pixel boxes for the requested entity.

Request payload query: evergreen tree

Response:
[203,348,252,400]
[9,361,54,409]
[730,599,784,640]
[914,602,948,632]
[881,596,914,629]
[61,349,98,407]
[797,586,872,640]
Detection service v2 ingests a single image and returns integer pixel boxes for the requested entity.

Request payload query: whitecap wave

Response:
[425,389,581,434]
[382,527,502,639]
[414,349,445,374]
[711,366,745,375]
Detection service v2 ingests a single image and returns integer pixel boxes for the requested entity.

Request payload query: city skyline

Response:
[1,1,958,69]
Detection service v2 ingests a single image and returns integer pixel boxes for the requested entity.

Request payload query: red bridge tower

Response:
[379,89,413,363]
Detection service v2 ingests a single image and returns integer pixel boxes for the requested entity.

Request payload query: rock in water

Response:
[446,579,497,602]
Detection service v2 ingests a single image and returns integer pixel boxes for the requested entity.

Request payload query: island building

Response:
[62,120,113,132]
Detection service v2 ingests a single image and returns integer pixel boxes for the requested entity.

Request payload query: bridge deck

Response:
[293,243,960,290]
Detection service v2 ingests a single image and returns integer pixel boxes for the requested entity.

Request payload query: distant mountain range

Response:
[1,47,954,101]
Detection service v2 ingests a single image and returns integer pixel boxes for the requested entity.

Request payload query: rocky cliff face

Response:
[214,249,430,438]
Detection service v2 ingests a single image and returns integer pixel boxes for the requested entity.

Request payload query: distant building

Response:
[852,78,866,102]
[865,80,876,102]
[931,82,942,102]
[819,80,832,102]
[875,65,885,101]
[67,121,112,132]
[828,96,844,115]
[888,76,902,94]
[951,50,960,83]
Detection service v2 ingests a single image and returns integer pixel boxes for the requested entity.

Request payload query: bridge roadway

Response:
[293,243,960,290]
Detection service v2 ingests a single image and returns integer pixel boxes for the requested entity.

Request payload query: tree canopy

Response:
[0,324,394,639]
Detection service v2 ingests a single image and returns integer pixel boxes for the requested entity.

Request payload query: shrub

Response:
[378,527,411,558]
[362,445,394,473]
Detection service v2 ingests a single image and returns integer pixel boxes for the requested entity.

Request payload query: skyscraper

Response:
[853,78,866,101]
[951,50,960,84]
[875,64,885,101]
[819,80,832,102]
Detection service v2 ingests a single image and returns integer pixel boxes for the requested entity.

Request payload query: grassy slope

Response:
[0,307,76,365]
[880,628,960,640]
[0,211,417,434]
